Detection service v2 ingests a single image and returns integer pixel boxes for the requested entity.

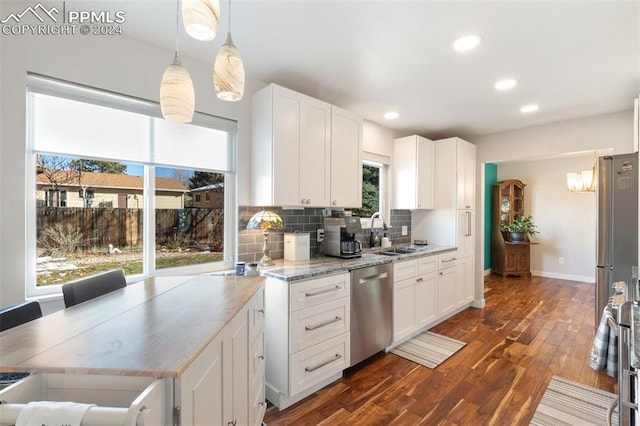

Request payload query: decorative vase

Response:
[509,232,526,242]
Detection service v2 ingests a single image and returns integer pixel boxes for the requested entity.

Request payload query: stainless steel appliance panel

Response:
[596,154,639,326]
[350,263,393,366]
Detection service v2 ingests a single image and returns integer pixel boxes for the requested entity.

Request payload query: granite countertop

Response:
[260,244,456,282]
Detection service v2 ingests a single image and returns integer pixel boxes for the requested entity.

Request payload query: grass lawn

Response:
[37,251,224,286]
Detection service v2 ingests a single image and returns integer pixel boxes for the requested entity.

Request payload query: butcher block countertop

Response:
[0,275,265,378]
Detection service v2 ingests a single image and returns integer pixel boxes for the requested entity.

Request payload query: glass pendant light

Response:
[160,0,195,123]
[213,0,245,102]
[182,0,220,41]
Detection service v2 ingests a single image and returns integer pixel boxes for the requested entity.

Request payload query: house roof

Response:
[36,170,187,192]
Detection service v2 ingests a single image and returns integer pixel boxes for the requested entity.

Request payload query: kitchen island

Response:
[0,275,266,425]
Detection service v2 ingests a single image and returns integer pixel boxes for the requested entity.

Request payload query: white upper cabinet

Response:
[252,84,331,207]
[251,84,362,208]
[330,106,363,208]
[456,139,476,210]
[393,135,435,209]
[433,137,476,211]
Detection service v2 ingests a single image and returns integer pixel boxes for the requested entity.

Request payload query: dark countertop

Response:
[260,244,456,282]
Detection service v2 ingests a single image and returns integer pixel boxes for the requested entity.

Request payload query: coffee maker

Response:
[324,217,362,258]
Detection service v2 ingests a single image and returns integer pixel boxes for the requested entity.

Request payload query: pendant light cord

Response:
[228,0,232,33]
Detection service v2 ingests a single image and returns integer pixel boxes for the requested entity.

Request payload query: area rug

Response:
[390,331,466,369]
[530,376,618,426]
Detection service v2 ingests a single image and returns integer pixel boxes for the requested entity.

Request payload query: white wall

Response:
[0,11,267,306]
[475,110,634,163]
[472,110,635,282]
[497,155,597,281]
[363,120,395,159]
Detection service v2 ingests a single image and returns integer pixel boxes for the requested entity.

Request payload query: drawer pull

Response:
[305,353,342,372]
[441,257,457,263]
[305,316,342,331]
[304,285,341,297]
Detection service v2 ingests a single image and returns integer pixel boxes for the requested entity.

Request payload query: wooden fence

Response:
[37,207,224,251]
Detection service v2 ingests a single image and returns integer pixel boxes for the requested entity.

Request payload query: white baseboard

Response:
[484,267,594,283]
[530,270,595,283]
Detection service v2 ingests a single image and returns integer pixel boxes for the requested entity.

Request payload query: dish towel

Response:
[16,401,95,426]
[590,305,619,377]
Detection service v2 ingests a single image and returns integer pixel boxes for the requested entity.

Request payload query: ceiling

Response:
[117,0,639,140]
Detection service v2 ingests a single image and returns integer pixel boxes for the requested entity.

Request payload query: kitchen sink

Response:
[377,247,417,256]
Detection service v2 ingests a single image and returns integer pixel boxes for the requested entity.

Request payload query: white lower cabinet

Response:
[178,285,265,426]
[437,253,462,318]
[392,256,437,344]
[265,273,351,410]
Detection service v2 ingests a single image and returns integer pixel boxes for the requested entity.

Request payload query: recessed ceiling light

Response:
[384,111,399,120]
[494,79,517,91]
[453,34,482,52]
[520,104,539,113]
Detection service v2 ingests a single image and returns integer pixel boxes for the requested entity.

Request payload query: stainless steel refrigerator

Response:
[596,153,639,325]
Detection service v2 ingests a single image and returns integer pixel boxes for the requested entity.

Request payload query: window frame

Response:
[25,75,238,297]
[359,152,391,229]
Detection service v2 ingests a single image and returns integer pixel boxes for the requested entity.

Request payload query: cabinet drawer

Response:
[0,374,167,425]
[290,297,350,353]
[289,332,350,396]
[248,286,265,345]
[393,259,418,281]
[418,256,437,274]
[290,273,350,311]
[438,253,459,270]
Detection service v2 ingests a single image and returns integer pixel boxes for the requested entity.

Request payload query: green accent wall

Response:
[484,163,498,270]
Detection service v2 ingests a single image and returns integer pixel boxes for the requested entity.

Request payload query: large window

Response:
[27,75,237,294]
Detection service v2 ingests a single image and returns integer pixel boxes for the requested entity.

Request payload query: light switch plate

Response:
[401,226,408,236]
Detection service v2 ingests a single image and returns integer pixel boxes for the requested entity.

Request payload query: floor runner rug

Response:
[390,331,466,369]
[530,376,618,426]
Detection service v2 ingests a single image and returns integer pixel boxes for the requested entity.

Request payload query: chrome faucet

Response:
[369,211,388,248]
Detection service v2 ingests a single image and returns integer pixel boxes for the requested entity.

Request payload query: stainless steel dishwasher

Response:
[350,263,393,366]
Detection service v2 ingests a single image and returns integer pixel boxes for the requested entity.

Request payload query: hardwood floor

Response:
[264,274,618,425]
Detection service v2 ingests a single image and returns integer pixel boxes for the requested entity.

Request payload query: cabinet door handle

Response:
[305,285,341,297]
[332,200,337,206]
[466,211,472,237]
[258,354,264,360]
[305,316,342,331]
[305,353,342,372]
[442,257,457,263]
[257,308,265,315]
[227,420,237,426]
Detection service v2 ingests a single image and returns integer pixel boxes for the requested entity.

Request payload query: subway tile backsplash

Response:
[237,206,412,263]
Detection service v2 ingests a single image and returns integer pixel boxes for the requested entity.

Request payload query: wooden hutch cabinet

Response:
[491,179,533,278]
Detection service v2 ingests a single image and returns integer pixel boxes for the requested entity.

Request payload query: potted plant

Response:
[500,215,538,242]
